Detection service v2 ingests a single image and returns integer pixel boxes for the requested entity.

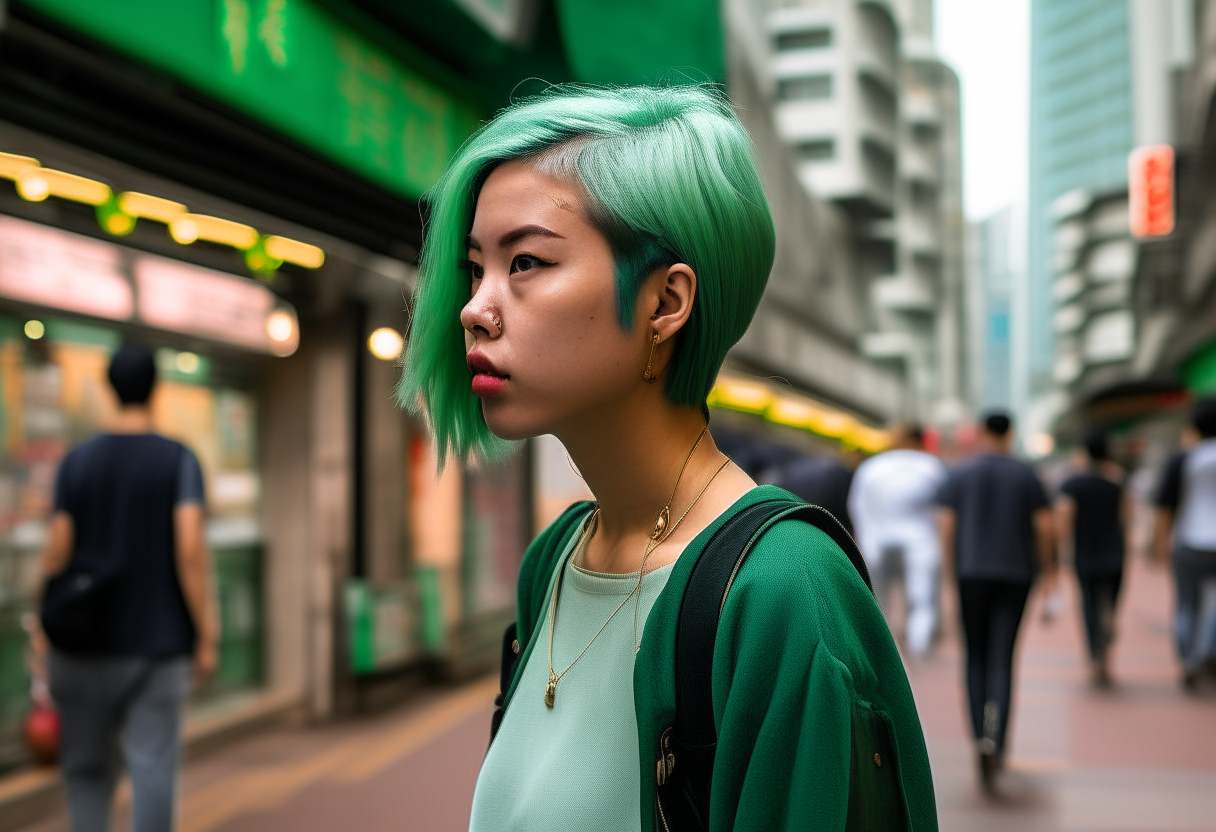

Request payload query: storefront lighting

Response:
[170,214,258,249]
[118,192,186,223]
[264,235,325,269]
[266,310,296,344]
[175,351,201,374]
[23,320,45,340]
[368,327,404,361]
[169,217,199,244]
[243,238,283,275]
[0,152,39,180]
[18,168,111,206]
[16,174,49,202]
[96,198,136,236]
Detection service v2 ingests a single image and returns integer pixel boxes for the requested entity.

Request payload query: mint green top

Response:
[469,520,675,832]
[482,485,937,831]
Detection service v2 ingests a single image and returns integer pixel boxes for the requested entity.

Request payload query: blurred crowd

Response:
[720,398,1216,791]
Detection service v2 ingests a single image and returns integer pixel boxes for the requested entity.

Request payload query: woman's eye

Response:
[468,261,484,281]
[510,254,546,274]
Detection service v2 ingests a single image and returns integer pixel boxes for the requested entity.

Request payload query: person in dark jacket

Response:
[1056,429,1127,686]
[35,344,217,832]
[937,410,1055,790]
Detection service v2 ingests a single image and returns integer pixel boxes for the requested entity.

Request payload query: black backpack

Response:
[492,498,876,831]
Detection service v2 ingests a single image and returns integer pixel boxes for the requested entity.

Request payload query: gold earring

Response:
[643,331,660,383]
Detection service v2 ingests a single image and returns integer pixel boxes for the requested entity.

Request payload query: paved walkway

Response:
[909,555,1216,831]
[17,556,1216,832]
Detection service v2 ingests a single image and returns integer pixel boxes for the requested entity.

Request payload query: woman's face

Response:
[461,160,650,440]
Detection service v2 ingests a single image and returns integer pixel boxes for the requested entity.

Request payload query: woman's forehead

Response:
[470,161,589,244]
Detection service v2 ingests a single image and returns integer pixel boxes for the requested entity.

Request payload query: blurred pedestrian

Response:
[937,410,1055,790]
[849,423,947,657]
[1056,429,1127,686]
[34,344,217,832]
[1153,398,1216,689]
[777,450,858,535]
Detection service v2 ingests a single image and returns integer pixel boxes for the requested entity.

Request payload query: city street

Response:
[17,555,1216,832]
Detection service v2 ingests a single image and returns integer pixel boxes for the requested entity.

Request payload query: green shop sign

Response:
[22,0,481,200]
[1183,338,1216,395]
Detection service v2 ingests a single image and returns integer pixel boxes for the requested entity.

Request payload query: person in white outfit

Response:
[849,424,947,657]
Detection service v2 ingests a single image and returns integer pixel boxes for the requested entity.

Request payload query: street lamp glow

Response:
[368,327,404,361]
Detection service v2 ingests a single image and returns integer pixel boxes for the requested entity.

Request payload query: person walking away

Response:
[35,344,217,832]
[1153,398,1216,689]
[849,423,947,657]
[937,410,1054,790]
[1055,429,1127,686]
[777,449,858,535]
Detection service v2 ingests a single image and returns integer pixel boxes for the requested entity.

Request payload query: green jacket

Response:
[499,485,937,831]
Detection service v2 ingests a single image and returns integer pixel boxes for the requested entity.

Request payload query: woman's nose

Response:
[461,297,500,338]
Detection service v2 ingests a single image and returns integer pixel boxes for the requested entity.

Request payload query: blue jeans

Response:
[50,653,191,832]
[1174,546,1216,670]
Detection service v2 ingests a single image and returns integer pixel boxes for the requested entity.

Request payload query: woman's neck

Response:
[554,392,733,573]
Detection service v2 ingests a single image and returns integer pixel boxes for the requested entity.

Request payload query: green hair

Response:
[398,84,776,464]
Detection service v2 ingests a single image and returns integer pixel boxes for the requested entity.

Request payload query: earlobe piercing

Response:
[643,331,660,383]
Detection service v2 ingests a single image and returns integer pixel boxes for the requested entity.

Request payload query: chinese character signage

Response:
[1129,144,1175,238]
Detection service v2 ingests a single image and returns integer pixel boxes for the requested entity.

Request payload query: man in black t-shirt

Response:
[937,410,1055,790]
[1056,430,1126,686]
[35,345,217,832]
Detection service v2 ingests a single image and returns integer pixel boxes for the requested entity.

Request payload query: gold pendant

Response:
[545,673,557,708]
[652,507,670,540]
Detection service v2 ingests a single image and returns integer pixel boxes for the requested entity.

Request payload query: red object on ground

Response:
[24,704,60,765]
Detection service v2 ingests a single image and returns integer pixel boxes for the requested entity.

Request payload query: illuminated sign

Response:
[1129,144,1175,238]
[135,255,297,356]
[0,215,298,356]
[0,215,133,319]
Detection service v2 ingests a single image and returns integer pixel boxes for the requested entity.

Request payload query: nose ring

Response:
[492,316,501,332]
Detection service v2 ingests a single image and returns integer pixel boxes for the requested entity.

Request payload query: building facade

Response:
[758,0,966,425]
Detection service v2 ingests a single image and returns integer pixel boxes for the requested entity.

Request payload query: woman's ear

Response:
[647,262,696,342]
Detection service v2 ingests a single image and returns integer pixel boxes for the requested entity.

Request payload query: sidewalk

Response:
[908,554,1216,831]
[15,555,1216,832]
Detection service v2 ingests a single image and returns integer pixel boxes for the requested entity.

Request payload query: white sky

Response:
[935,0,1030,221]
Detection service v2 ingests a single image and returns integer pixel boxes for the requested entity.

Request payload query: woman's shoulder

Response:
[720,513,887,661]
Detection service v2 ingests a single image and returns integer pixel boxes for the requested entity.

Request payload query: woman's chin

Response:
[481,407,547,442]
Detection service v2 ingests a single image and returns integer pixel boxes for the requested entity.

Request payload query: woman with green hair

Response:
[399,84,936,831]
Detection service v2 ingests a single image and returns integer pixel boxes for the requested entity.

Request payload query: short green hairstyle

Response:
[398,84,776,464]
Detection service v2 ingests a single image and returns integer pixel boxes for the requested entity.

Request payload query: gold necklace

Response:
[544,427,728,709]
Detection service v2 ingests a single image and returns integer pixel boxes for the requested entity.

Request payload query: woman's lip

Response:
[467,351,506,377]
[471,374,509,397]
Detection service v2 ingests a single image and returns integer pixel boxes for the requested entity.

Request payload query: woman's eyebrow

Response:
[466,224,565,252]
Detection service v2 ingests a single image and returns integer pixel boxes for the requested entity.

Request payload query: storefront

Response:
[0,0,548,776]
[0,201,296,765]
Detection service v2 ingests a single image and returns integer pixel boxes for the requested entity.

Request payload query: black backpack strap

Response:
[656,499,872,830]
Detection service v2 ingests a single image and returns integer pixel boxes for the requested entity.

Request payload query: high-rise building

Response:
[966,208,1017,410]
[1027,0,1135,421]
[1029,0,1197,439]
[761,0,966,424]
